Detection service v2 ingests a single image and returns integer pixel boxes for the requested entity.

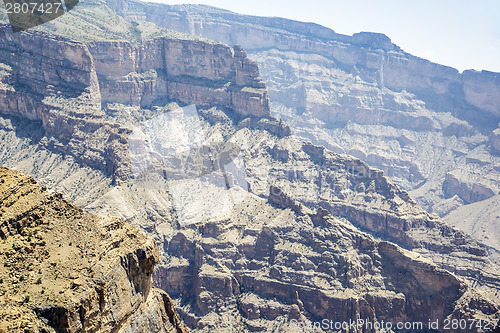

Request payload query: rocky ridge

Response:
[0,0,283,184]
[0,167,188,332]
[155,188,500,332]
[118,1,500,122]
[89,39,270,117]
[231,129,500,304]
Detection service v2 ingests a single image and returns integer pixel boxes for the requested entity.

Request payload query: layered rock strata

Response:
[0,1,498,332]
[89,40,270,117]
[0,17,280,183]
[118,0,500,122]
[112,0,500,257]
[155,185,499,332]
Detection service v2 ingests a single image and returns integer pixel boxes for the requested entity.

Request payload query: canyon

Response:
[113,0,500,262]
[0,0,499,332]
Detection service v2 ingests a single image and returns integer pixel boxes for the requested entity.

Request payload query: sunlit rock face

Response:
[0,167,188,333]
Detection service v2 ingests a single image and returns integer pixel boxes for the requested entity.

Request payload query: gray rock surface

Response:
[0,1,499,332]
[111,0,500,259]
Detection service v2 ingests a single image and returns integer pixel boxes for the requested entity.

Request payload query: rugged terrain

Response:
[0,167,187,332]
[0,0,499,332]
[113,0,500,259]
[156,188,500,332]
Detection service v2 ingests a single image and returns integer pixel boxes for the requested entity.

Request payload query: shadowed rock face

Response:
[102,0,500,263]
[0,167,188,333]
[0,1,499,332]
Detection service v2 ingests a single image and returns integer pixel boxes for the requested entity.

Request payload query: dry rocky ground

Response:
[0,167,187,332]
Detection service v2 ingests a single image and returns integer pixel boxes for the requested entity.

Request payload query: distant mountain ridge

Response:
[112,0,500,125]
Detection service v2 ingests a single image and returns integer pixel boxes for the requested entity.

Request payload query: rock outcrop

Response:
[463,70,500,117]
[0,7,280,182]
[112,0,500,122]
[155,188,499,332]
[90,39,270,117]
[0,23,132,181]
[236,133,500,304]
[0,167,188,332]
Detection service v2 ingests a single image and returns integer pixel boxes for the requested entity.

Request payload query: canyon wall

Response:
[118,0,499,122]
[109,0,500,259]
[89,39,270,116]
[0,1,499,332]
[154,174,500,332]
[0,21,274,182]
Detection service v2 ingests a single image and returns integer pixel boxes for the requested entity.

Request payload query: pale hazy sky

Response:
[150,0,500,73]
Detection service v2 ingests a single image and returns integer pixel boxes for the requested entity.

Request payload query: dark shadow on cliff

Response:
[0,113,45,144]
[413,87,499,135]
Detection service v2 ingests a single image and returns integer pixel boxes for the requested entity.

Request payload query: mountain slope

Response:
[0,1,499,332]
[113,0,500,258]
[445,194,500,264]
[0,167,188,332]
[157,187,500,332]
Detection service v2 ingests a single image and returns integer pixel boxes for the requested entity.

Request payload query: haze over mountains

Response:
[106,0,500,261]
[0,0,499,332]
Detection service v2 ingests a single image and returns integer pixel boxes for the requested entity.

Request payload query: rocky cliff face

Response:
[156,195,499,332]
[114,0,499,121]
[0,1,499,332]
[111,0,500,260]
[463,70,500,117]
[90,39,270,117]
[145,127,500,331]
[0,23,133,182]
[0,6,279,182]
[0,167,187,332]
